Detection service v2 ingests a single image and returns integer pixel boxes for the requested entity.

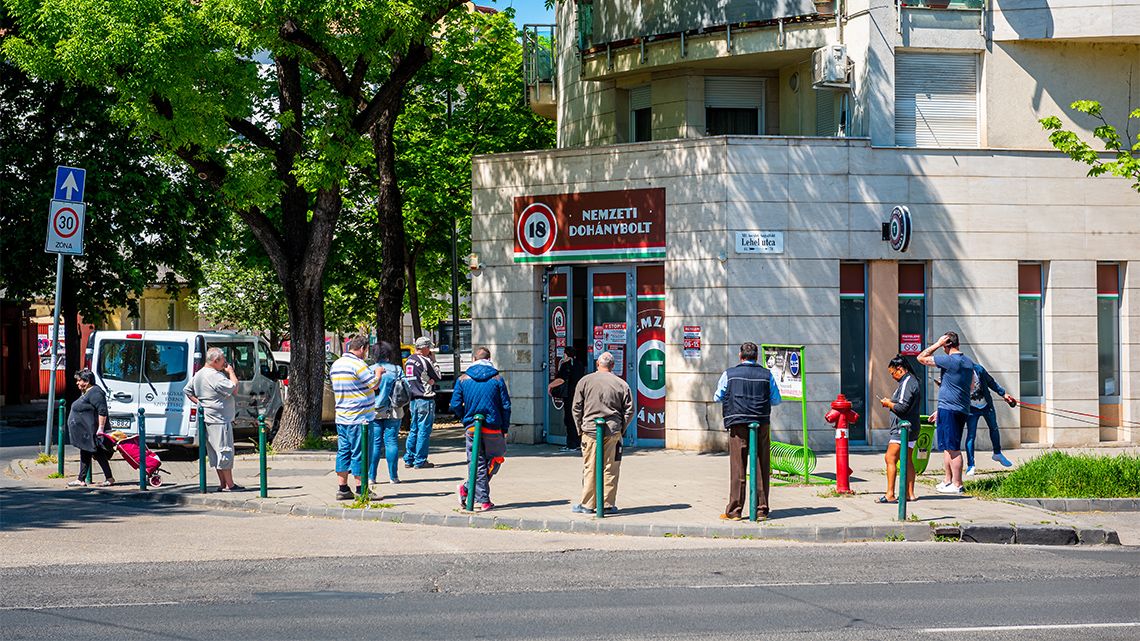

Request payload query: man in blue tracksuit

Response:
[450,347,511,512]
[966,362,1017,475]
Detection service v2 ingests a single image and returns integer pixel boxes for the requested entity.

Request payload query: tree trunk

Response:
[374,107,408,348]
[272,275,326,449]
[406,248,422,339]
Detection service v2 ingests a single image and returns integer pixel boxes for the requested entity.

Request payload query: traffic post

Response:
[361,421,371,502]
[137,408,147,491]
[258,412,268,499]
[56,400,65,477]
[898,421,910,522]
[465,414,485,512]
[748,421,760,522]
[41,166,86,455]
[594,418,606,518]
[198,408,207,494]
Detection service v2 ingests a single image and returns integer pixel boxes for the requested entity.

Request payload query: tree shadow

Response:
[0,485,204,532]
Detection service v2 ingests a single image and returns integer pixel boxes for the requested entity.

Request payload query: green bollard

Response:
[898,421,910,522]
[258,412,268,499]
[465,414,485,512]
[748,421,760,522]
[56,400,66,477]
[361,421,371,502]
[594,418,606,519]
[198,407,207,494]
[137,408,147,491]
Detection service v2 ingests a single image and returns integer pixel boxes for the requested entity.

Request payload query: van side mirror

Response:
[276,364,288,382]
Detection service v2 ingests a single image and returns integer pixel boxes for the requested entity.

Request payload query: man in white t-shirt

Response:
[185,347,242,492]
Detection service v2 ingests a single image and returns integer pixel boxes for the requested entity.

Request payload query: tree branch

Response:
[225,116,278,151]
[352,43,431,134]
[278,18,353,99]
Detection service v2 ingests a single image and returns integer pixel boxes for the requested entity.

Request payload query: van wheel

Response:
[268,408,282,443]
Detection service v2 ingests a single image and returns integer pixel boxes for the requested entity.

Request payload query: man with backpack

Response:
[966,362,1017,475]
[370,342,411,487]
[404,336,443,469]
[450,347,511,511]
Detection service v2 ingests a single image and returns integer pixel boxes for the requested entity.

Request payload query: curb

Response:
[92,489,1118,546]
[1007,498,1140,513]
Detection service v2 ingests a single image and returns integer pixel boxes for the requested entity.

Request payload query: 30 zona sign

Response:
[45,199,85,255]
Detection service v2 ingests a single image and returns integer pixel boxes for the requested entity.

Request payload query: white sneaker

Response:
[993,453,1013,468]
[936,481,952,491]
[965,466,976,476]
[936,483,963,494]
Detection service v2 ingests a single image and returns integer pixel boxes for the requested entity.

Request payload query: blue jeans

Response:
[464,431,492,504]
[335,423,364,476]
[404,399,435,467]
[965,406,1002,468]
[368,418,402,482]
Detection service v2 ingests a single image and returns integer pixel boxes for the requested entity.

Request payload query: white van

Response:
[88,330,284,447]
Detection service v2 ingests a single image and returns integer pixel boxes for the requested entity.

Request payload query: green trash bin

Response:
[911,415,936,475]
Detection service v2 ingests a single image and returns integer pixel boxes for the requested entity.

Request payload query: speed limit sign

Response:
[45,199,86,255]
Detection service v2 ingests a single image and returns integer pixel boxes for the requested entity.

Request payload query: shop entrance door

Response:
[587,267,637,446]
[543,267,574,446]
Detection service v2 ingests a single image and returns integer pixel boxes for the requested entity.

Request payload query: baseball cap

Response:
[414,336,434,349]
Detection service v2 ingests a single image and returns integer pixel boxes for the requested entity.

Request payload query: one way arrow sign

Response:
[54,166,86,202]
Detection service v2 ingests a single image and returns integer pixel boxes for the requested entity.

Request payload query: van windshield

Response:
[99,340,189,383]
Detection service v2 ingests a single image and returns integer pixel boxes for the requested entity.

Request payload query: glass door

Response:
[543,268,572,445]
[587,267,636,445]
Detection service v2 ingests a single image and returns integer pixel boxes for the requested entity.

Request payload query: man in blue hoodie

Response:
[450,347,511,512]
[965,361,1017,475]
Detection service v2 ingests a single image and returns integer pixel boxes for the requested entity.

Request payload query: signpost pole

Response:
[43,254,65,455]
[800,347,809,485]
[748,422,759,522]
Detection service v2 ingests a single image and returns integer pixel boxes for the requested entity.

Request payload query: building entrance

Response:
[543,264,665,447]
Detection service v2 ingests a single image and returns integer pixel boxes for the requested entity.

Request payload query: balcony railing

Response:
[521,24,557,119]
[902,0,984,9]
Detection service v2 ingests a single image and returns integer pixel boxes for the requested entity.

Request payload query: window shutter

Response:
[630,85,651,112]
[705,77,764,108]
[816,90,836,136]
[894,53,978,147]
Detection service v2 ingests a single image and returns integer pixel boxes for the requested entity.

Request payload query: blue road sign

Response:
[54,166,86,202]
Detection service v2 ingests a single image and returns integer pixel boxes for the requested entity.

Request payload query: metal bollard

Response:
[748,421,760,522]
[258,412,268,499]
[361,421,371,502]
[594,418,606,519]
[137,408,147,491]
[465,414,485,512]
[198,406,207,494]
[56,400,66,477]
[898,421,910,522]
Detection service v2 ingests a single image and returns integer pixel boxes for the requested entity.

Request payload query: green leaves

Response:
[1039,99,1140,193]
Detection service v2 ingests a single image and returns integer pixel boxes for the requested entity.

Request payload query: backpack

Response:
[969,370,988,409]
[391,370,412,409]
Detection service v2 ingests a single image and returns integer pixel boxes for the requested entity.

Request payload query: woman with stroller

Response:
[67,368,114,487]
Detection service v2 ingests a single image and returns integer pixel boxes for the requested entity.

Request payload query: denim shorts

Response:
[935,409,967,451]
[335,423,363,474]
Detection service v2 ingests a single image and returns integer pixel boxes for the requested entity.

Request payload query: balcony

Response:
[522,24,557,120]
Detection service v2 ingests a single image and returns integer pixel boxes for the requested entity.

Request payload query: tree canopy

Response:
[1041,100,1140,194]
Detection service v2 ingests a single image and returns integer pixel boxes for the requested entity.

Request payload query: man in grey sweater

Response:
[571,351,633,514]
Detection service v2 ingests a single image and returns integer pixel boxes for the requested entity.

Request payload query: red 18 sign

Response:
[516,202,558,256]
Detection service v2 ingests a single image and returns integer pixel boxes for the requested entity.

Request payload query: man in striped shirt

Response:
[331,336,381,500]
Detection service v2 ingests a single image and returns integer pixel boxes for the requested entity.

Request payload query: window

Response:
[1018,264,1044,399]
[437,322,472,354]
[143,341,188,383]
[840,263,868,442]
[705,77,764,136]
[209,342,257,381]
[630,85,652,142]
[99,340,143,383]
[894,52,978,147]
[898,263,927,413]
[816,89,837,136]
[1097,264,1121,401]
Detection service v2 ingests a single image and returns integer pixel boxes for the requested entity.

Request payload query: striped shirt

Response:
[330,352,380,425]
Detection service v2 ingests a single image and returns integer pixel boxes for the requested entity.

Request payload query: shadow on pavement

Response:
[768,506,841,520]
[0,485,203,531]
[609,503,692,516]
[497,499,570,510]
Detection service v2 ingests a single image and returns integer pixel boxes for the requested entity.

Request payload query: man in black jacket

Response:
[714,342,782,521]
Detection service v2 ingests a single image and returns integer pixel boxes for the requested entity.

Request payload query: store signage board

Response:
[513,188,666,263]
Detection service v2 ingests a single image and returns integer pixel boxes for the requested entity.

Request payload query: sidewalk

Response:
[11,424,1137,545]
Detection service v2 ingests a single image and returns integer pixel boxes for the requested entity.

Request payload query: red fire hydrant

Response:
[825,394,859,494]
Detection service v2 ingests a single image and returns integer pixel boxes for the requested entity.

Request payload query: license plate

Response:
[109,416,132,428]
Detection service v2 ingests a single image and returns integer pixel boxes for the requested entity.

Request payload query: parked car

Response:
[272,351,337,425]
[87,330,284,447]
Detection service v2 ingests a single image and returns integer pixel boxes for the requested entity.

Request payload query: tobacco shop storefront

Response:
[514,188,667,448]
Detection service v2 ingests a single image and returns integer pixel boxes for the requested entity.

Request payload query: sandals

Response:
[876,496,896,504]
[100,479,115,487]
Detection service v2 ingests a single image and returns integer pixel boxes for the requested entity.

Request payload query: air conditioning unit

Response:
[812,44,850,90]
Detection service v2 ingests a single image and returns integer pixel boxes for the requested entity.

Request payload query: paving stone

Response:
[1077,528,1106,545]
[676,524,709,538]
[1015,524,1078,546]
[843,526,877,541]
[933,525,961,541]
[1105,530,1122,545]
[961,524,1015,544]
[517,518,547,531]
[620,523,653,537]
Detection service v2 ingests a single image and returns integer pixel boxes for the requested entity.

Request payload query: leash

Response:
[1018,401,1140,428]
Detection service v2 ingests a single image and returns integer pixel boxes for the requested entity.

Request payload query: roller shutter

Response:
[894,52,978,147]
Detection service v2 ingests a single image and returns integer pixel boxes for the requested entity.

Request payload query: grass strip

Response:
[965,451,1140,498]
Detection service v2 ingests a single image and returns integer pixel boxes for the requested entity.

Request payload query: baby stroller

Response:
[107,431,166,487]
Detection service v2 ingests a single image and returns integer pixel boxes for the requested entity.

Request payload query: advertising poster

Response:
[761,344,804,401]
[899,333,922,356]
[548,273,568,411]
[37,325,65,371]
[635,265,665,441]
[682,325,702,359]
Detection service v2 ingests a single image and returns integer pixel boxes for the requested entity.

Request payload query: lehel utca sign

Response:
[513,188,666,264]
[735,231,783,254]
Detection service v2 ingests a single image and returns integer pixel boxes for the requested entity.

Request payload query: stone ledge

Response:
[1007,498,1140,513]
